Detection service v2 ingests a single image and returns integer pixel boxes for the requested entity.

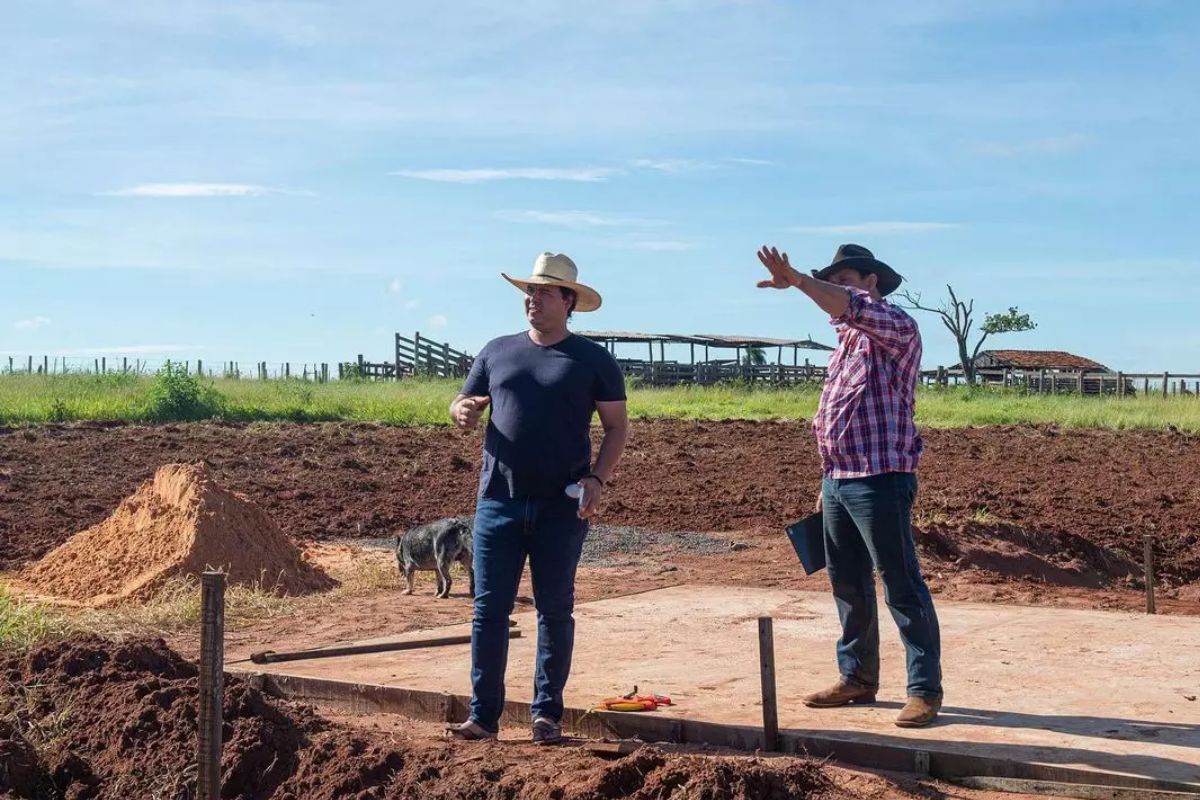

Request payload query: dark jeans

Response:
[468,496,588,731]
[822,471,942,698]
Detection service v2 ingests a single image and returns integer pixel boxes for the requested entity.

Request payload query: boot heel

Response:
[851,694,877,705]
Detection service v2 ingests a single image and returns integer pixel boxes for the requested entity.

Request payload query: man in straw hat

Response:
[447,252,629,744]
[755,243,943,728]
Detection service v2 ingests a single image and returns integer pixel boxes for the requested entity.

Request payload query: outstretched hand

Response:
[756,246,803,290]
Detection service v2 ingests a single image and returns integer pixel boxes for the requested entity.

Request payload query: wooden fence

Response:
[923,368,1200,397]
[618,359,828,386]
[342,332,474,380]
[9,349,1200,397]
[3,355,334,382]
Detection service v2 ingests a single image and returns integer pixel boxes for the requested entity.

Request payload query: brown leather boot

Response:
[802,680,877,708]
[895,696,941,728]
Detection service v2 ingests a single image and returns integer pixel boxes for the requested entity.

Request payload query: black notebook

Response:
[785,512,826,575]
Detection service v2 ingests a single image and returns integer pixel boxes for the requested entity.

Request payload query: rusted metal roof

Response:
[577,331,834,350]
[692,334,834,350]
[575,331,705,344]
[978,350,1109,371]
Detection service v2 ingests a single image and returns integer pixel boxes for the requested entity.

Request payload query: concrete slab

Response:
[239,586,1200,788]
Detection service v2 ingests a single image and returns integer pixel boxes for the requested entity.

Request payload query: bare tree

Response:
[899,286,1036,384]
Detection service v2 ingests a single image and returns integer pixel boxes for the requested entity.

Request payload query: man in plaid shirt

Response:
[756,243,943,728]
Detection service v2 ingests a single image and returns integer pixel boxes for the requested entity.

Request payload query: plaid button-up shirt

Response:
[814,288,923,478]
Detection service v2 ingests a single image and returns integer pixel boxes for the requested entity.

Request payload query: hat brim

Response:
[812,257,903,297]
[502,274,602,312]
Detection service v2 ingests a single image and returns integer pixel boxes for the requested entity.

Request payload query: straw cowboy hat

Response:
[502,252,602,312]
[811,243,904,297]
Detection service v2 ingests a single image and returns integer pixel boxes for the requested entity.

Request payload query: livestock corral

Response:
[1,419,1199,798]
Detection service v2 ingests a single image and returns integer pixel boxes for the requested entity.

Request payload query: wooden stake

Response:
[1144,536,1156,615]
[757,617,779,752]
[197,571,225,800]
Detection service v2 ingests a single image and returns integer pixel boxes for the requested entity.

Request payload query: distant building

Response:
[972,349,1112,374]
[941,349,1129,394]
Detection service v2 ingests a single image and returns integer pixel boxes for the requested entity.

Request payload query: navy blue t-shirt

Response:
[461,332,626,501]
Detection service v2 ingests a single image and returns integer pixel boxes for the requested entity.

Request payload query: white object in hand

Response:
[565,482,586,509]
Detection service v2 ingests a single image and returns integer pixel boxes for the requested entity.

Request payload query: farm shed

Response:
[938,349,1134,395]
[576,330,833,386]
[973,350,1111,373]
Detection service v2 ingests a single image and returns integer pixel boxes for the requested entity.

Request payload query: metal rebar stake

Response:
[198,571,226,800]
[1144,536,1156,615]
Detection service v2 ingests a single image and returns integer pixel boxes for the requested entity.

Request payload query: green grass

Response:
[0,586,75,652]
[3,372,1200,431]
[0,553,407,654]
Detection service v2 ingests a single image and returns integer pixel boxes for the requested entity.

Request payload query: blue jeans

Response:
[468,496,588,731]
[822,472,942,698]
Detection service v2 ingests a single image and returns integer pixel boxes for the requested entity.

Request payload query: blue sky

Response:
[2,1,1197,372]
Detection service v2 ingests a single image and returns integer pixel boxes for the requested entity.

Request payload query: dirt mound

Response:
[0,635,322,799]
[0,634,852,800]
[19,462,334,605]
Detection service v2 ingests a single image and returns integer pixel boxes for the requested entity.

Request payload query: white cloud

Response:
[631,157,774,172]
[495,210,664,228]
[788,222,958,235]
[631,158,712,174]
[404,299,421,311]
[100,183,313,198]
[47,344,207,355]
[605,239,700,252]
[428,314,448,329]
[391,167,618,183]
[970,134,1089,158]
[13,315,51,330]
[388,278,403,294]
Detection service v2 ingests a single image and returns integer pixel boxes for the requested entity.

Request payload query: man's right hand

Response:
[756,246,804,290]
[452,396,491,429]
[814,491,824,514]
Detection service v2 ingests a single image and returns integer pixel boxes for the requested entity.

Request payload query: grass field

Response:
[2,372,1200,430]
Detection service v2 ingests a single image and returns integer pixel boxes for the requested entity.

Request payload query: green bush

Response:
[145,362,227,421]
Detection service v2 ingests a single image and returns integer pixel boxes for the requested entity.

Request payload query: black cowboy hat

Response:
[811,243,904,297]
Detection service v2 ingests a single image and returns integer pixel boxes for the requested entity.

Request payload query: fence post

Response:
[757,617,779,752]
[1077,371,1085,395]
[395,333,402,380]
[197,570,225,800]
[43,355,48,374]
[443,342,450,378]
[1039,369,1046,393]
[1163,372,1169,397]
[414,332,422,373]
[1117,371,1124,398]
